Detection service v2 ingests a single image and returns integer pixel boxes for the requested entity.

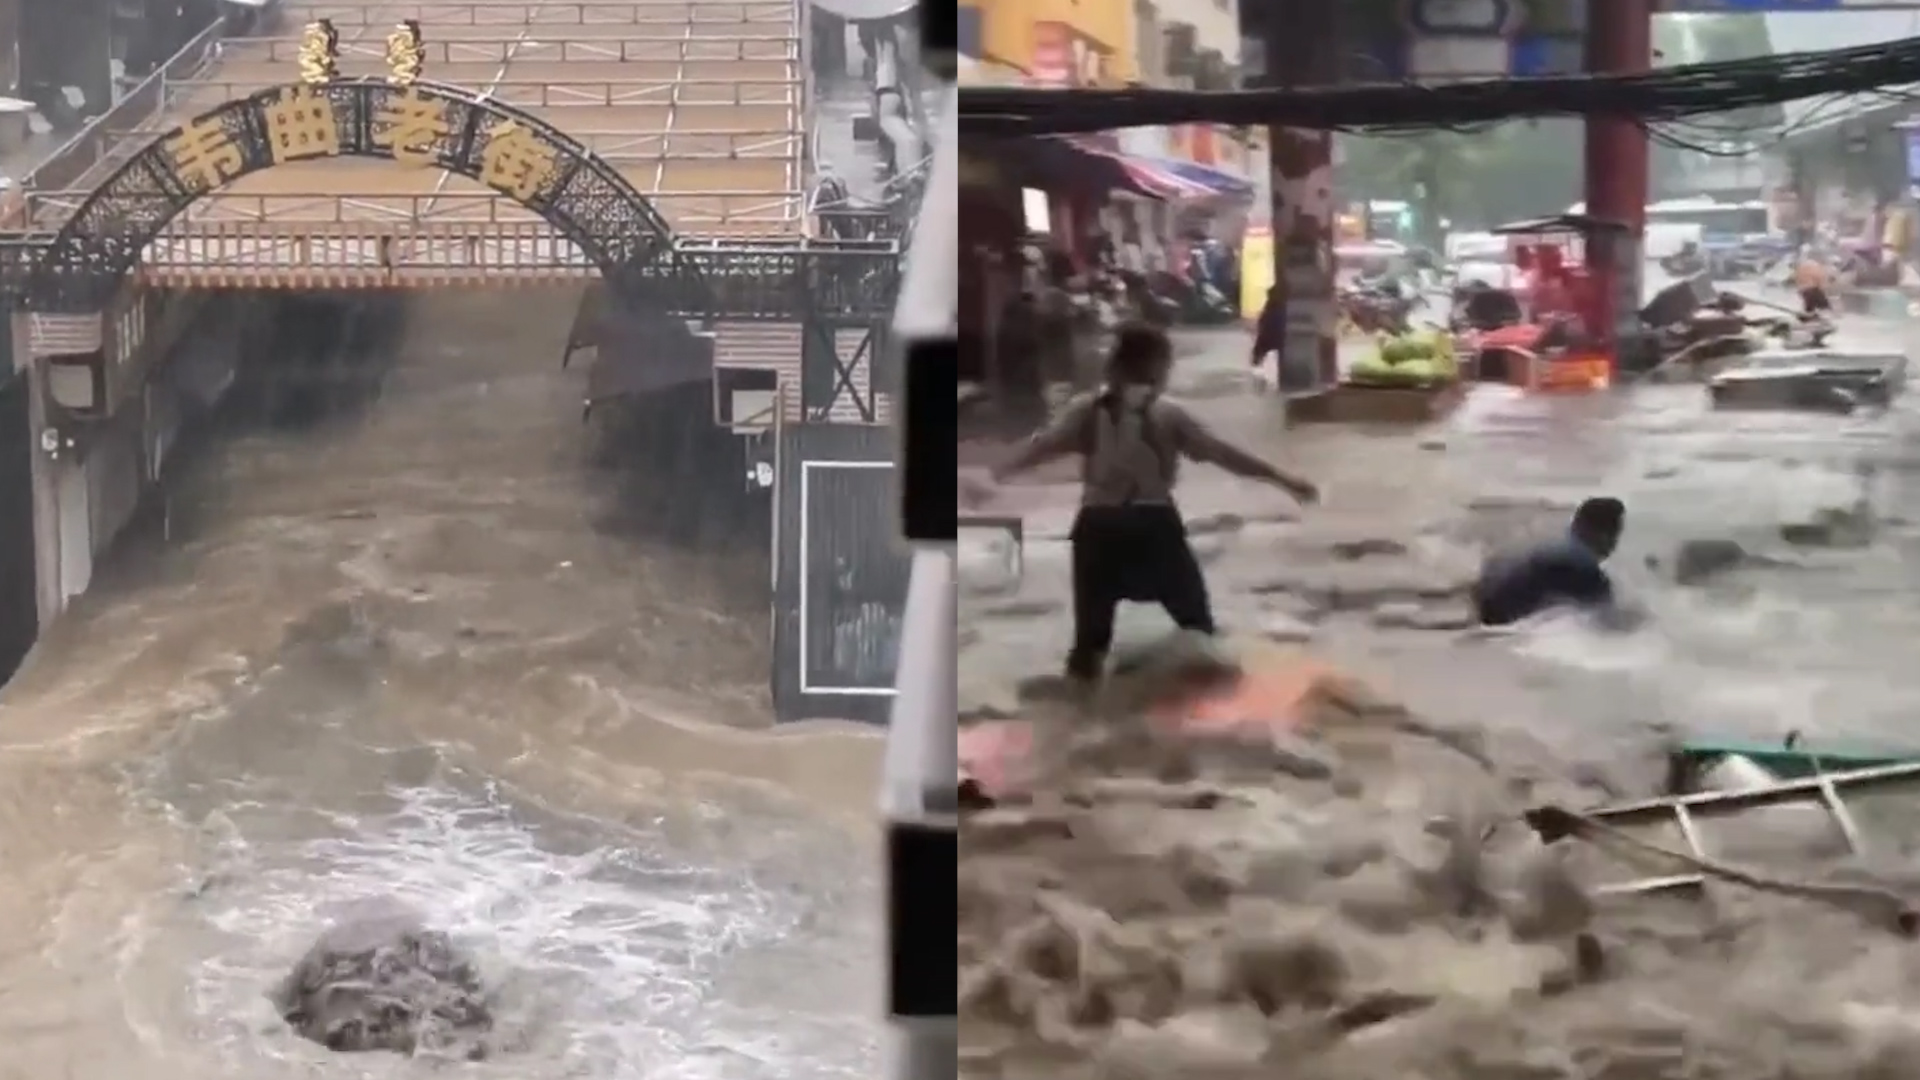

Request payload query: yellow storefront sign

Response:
[960,0,1134,83]
[1240,225,1274,324]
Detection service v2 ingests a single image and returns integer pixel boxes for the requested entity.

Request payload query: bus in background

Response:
[1645,196,1783,277]
[1564,200,1704,265]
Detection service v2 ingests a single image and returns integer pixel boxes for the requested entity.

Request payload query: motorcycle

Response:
[1660,251,1708,278]
[1144,263,1238,326]
[1339,284,1420,336]
[1449,282,1524,334]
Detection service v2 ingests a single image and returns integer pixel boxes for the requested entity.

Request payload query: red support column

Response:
[1584,0,1654,368]
[1261,0,1340,396]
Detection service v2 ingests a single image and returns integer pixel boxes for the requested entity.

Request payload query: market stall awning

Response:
[967,134,1251,202]
[1056,138,1250,201]
[1021,136,1179,200]
[1089,148,1219,199]
[1150,158,1255,200]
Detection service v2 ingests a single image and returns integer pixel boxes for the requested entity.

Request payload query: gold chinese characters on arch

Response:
[152,19,565,207]
[375,87,453,167]
[154,81,571,208]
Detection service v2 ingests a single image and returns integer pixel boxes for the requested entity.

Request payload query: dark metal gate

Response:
[772,423,907,725]
[0,359,39,686]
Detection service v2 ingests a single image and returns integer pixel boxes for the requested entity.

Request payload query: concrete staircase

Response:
[811,75,889,209]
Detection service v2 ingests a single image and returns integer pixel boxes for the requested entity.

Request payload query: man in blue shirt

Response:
[1473,498,1625,626]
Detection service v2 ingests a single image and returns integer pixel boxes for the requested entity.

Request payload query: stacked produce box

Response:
[1346,328,1460,388]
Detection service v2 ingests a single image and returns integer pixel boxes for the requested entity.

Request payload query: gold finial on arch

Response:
[296,18,340,85]
[385,20,426,85]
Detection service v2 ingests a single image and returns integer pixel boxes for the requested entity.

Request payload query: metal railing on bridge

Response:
[655,237,900,321]
[283,0,794,28]
[0,0,895,323]
[17,189,807,237]
[0,230,897,321]
[236,31,798,65]
[169,76,797,112]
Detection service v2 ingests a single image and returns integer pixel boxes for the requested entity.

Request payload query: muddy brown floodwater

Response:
[0,289,882,1080]
[961,302,1920,1079]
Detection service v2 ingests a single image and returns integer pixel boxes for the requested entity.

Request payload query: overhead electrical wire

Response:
[959,35,1920,137]
[1347,86,1920,147]
[1642,85,1920,157]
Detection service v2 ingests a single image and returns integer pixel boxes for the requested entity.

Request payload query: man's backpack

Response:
[1082,389,1173,503]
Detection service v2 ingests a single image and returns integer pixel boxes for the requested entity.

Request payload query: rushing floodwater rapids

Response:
[0,290,882,1079]
[959,287,1920,1077]
[21,272,1920,1078]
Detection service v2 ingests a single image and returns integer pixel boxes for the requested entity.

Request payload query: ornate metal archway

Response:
[25,77,708,311]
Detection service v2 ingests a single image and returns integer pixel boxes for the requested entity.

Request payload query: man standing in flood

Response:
[971,324,1320,682]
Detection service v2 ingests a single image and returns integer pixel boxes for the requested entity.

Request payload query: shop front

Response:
[1766,105,1917,283]
[956,138,1168,385]
[959,0,1262,399]
[1105,123,1257,304]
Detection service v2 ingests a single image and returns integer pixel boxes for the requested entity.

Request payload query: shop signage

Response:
[1030,22,1113,88]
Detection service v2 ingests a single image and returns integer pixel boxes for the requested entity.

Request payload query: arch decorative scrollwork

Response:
[27,78,706,311]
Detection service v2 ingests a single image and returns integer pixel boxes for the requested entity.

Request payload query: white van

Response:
[1445,231,1507,264]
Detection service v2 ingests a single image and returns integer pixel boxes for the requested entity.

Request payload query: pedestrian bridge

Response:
[0,0,911,733]
[6,0,814,299]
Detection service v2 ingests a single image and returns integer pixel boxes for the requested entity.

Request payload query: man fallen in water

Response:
[1472,497,1632,628]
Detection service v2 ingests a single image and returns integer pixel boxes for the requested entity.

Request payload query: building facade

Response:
[958,0,1134,84]
[1110,0,1256,282]
[1122,0,1247,175]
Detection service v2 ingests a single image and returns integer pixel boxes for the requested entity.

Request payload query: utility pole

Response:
[1410,136,1443,252]
[1259,0,1340,397]
[1583,0,1653,371]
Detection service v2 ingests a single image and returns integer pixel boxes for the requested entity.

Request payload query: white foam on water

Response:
[159,780,870,1079]
[1508,610,1659,672]
[1485,574,1885,753]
